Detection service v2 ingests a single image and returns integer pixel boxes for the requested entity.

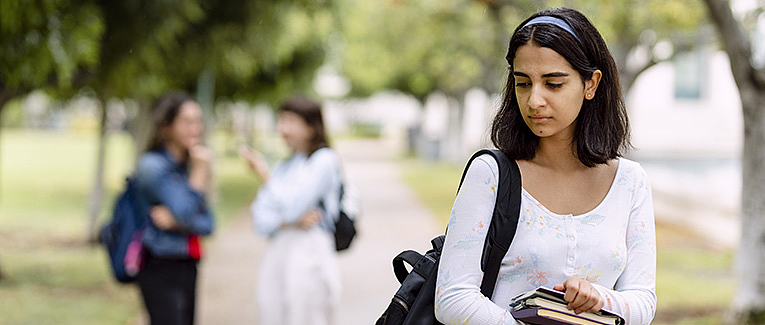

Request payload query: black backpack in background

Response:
[376,149,522,325]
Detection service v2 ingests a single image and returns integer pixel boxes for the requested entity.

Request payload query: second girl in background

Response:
[241,96,343,325]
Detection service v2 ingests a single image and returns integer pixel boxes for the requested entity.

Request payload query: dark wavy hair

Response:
[491,8,630,167]
[145,91,197,154]
[280,96,329,157]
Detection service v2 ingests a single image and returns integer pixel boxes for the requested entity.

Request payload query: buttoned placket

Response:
[565,214,576,274]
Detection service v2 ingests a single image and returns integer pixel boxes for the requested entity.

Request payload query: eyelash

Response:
[514,83,563,89]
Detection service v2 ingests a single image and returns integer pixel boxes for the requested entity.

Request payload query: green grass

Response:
[0,129,258,324]
[400,158,464,221]
[400,158,734,324]
[209,133,261,225]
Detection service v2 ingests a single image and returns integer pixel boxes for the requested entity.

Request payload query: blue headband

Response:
[522,16,581,43]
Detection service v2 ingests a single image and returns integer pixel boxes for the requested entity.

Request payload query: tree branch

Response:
[702,0,755,88]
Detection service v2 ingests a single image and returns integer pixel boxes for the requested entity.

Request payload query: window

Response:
[674,49,705,100]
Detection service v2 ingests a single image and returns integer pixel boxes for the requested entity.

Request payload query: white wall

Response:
[627,50,743,159]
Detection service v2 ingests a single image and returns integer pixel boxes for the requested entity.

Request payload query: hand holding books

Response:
[510,285,625,325]
[553,278,605,315]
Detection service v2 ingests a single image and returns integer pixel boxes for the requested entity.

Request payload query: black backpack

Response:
[376,149,522,325]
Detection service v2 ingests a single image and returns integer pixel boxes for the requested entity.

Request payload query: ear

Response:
[584,69,602,100]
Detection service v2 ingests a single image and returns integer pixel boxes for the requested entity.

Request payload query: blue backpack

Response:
[99,178,147,283]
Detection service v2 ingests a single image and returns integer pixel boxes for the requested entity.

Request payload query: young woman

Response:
[435,8,656,325]
[242,96,342,325]
[134,92,214,325]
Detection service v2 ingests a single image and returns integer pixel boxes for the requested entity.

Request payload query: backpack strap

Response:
[457,149,522,300]
[392,250,424,283]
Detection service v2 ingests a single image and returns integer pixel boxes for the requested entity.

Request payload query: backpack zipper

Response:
[392,296,410,313]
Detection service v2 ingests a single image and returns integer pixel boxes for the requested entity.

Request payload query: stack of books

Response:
[509,287,625,325]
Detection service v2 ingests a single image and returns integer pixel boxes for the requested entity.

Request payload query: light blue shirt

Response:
[251,148,341,237]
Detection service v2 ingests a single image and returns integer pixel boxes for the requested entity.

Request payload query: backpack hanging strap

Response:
[391,235,445,285]
[457,149,522,300]
[392,250,424,284]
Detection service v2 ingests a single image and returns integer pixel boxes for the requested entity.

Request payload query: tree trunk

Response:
[131,101,153,167]
[197,68,218,202]
[86,97,109,243]
[444,94,465,164]
[0,90,16,281]
[701,0,765,322]
[730,94,765,323]
[0,110,3,281]
[245,107,255,148]
[0,89,16,203]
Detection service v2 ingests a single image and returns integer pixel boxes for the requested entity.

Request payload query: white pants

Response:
[257,227,341,325]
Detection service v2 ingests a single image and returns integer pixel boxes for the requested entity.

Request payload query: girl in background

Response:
[134,92,214,325]
[242,96,342,325]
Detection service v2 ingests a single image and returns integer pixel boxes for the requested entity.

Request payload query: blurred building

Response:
[627,44,746,249]
[628,47,742,159]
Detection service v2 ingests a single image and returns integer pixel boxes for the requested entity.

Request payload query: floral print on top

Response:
[435,155,657,325]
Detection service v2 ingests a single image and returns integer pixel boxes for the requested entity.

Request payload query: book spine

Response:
[511,307,611,325]
[511,308,569,325]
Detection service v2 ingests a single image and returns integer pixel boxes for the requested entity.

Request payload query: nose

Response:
[527,85,546,109]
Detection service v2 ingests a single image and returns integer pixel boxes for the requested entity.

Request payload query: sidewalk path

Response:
[197,139,444,324]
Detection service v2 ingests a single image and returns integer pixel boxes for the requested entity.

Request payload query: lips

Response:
[529,116,551,123]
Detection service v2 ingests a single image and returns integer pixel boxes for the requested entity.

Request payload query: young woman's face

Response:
[163,101,204,151]
[512,43,600,141]
[277,111,314,152]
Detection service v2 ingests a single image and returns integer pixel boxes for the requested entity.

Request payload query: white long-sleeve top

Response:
[435,154,657,325]
[250,148,341,237]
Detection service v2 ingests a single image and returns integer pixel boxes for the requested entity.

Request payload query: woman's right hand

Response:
[554,278,605,314]
[189,145,213,168]
[239,145,269,181]
[188,145,213,193]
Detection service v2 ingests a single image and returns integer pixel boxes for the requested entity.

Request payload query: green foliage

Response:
[0,0,708,106]
[124,0,335,105]
[338,0,706,99]
[339,0,517,99]
[207,1,334,105]
[89,0,336,105]
[1,0,335,110]
[575,0,705,44]
[0,0,103,94]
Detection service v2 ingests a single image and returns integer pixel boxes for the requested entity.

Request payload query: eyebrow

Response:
[513,71,570,78]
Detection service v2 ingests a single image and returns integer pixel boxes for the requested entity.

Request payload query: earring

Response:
[586,93,593,99]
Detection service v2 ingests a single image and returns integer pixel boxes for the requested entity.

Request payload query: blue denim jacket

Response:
[134,149,214,258]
